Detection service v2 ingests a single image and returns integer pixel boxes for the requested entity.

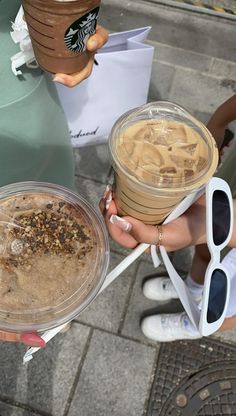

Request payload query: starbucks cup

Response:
[22,0,101,74]
[109,101,219,225]
[0,182,109,333]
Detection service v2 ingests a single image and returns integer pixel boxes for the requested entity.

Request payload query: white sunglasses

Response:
[160,177,234,336]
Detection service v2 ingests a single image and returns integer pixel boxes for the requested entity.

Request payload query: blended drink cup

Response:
[109,101,219,225]
[0,182,109,333]
[22,0,101,74]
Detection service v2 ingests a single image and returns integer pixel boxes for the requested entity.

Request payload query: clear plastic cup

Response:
[0,182,109,332]
[22,0,101,74]
[109,101,219,224]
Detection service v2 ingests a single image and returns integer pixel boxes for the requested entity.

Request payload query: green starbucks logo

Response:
[64,7,100,54]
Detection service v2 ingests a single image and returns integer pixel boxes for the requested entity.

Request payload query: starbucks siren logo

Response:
[64,7,100,53]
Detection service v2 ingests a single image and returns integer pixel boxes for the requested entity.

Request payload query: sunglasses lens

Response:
[213,190,231,246]
[207,268,227,323]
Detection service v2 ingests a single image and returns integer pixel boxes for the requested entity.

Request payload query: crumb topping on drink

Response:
[0,193,97,312]
[6,201,91,266]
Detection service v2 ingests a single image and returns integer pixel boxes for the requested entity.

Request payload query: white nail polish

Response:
[103,185,111,199]
[110,215,132,231]
[105,192,112,210]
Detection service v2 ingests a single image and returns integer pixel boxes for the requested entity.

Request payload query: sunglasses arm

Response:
[160,246,201,330]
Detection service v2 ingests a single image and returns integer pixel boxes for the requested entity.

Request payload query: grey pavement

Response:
[1,2,236,416]
[149,0,236,14]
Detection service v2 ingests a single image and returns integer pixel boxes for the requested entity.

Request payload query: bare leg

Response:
[219,315,236,331]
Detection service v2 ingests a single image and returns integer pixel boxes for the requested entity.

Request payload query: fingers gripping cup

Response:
[0,182,109,333]
[22,0,101,74]
[109,101,219,225]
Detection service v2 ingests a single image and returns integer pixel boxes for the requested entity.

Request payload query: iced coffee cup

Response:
[22,0,101,74]
[0,182,109,333]
[109,101,219,225]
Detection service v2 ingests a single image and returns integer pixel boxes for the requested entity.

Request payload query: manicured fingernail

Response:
[110,215,132,231]
[21,333,46,348]
[103,185,111,199]
[102,185,112,210]
[53,76,65,85]
[105,192,112,210]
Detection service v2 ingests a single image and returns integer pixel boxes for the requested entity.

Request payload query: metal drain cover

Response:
[160,361,236,415]
[147,338,236,416]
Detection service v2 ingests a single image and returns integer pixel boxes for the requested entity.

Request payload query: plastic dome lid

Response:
[0,182,109,332]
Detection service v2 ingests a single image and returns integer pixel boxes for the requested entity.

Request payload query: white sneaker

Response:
[141,312,201,342]
[143,277,179,301]
[143,277,203,303]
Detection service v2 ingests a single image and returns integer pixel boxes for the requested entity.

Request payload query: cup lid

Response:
[0,182,109,332]
[109,102,219,193]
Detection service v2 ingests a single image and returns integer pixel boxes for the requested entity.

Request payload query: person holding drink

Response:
[0,0,108,346]
[101,95,236,342]
[141,94,236,341]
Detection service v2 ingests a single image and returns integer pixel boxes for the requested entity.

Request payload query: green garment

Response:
[0,0,75,189]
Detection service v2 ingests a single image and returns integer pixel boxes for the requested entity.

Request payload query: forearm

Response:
[229,200,236,248]
[207,95,236,149]
[212,95,236,127]
[162,196,207,252]
[167,198,236,250]
[178,198,236,250]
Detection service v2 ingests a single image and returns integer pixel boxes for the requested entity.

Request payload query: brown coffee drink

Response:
[22,0,101,74]
[109,102,219,224]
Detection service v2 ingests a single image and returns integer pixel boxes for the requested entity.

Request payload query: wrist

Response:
[156,225,164,248]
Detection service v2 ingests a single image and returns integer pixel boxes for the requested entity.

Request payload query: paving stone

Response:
[74,176,105,210]
[150,41,212,72]
[0,403,33,416]
[210,58,236,81]
[171,247,194,274]
[0,324,90,416]
[193,110,211,125]
[74,176,125,257]
[0,403,38,416]
[213,327,236,344]
[100,0,236,61]
[122,261,183,344]
[191,0,236,7]
[68,330,156,416]
[169,67,236,114]
[148,61,175,101]
[73,143,111,183]
[76,251,137,333]
[108,238,136,257]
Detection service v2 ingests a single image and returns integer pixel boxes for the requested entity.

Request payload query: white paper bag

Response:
[55,27,154,147]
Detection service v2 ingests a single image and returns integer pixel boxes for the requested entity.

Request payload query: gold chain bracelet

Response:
[156,225,163,248]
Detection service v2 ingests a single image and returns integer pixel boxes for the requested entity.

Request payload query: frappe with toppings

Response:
[0,182,109,332]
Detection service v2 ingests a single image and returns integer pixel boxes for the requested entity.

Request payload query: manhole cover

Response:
[160,361,236,415]
[147,338,236,416]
